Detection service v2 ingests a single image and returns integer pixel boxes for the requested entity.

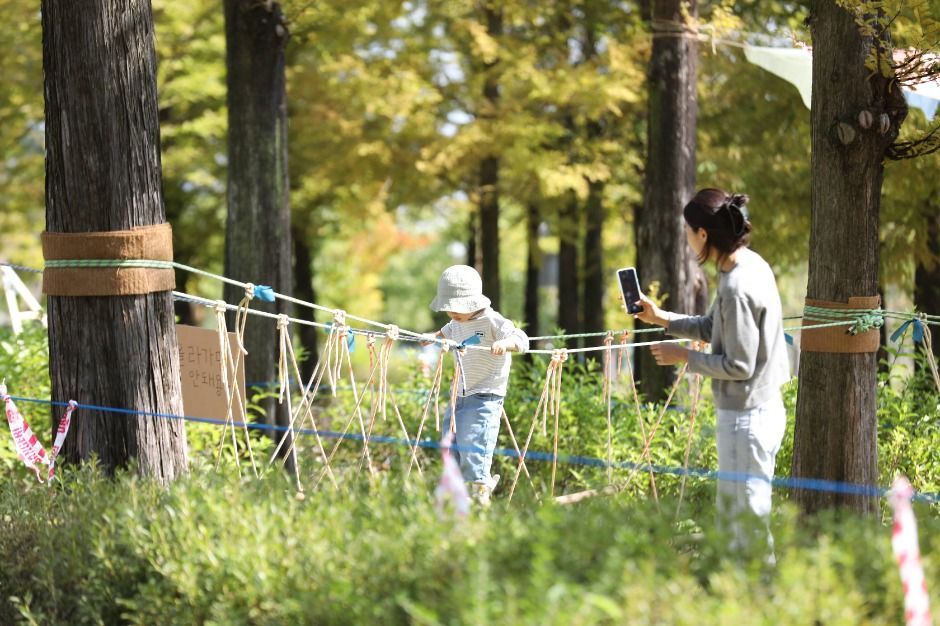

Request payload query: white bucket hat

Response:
[430,265,491,313]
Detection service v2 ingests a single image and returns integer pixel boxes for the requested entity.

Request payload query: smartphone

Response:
[617,267,643,314]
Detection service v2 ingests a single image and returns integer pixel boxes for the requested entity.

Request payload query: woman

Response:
[631,188,790,559]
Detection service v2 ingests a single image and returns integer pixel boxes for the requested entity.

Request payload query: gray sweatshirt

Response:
[665,248,791,410]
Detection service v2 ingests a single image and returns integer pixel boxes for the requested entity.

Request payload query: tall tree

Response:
[557,193,582,346]
[42,0,187,481]
[915,210,940,359]
[292,227,318,380]
[580,12,607,352]
[223,0,292,446]
[583,178,605,341]
[478,0,503,310]
[791,0,907,514]
[635,0,707,400]
[524,202,541,344]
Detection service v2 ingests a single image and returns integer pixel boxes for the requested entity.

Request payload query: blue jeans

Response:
[441,393,503,485]
[716,394,787,561]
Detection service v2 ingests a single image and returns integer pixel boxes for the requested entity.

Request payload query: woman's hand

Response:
[650,343,689,366]
[622,293,670,328]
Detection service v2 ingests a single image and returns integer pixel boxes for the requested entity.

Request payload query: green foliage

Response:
[0,1,44,270]
[0,464,937,625]
[0,317,939,625]
[877,339,940,499]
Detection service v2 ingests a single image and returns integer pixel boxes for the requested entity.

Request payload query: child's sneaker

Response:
[470,474,500,507]
[470,482,492,506]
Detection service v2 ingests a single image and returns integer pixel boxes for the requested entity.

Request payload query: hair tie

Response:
[723,194,749,237]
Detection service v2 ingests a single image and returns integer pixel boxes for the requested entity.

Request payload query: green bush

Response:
[2,326,939,624]
[0,466,936,625]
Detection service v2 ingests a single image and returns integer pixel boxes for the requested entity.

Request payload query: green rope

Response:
[802,305,884,335]
[45,259,174,270]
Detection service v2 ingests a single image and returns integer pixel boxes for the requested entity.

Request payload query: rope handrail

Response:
[8,261,940,349]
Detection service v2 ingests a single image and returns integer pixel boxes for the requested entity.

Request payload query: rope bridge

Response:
[3,260,940,503]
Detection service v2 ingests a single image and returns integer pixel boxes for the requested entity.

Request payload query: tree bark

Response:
[467,207,480,273]
[524,202,541,356]
[791,0,904,515]
[557,193,582,348]
[583,179,606,358]
[915,209,940,360]
[581,18,606,360]
[42,0,187,482]
[223,0,292,455]
[292,226,319,382]
[478,2,502,311]
[635,0,707,401]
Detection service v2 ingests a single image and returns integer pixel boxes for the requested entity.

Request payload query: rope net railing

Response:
[3,260,939,501]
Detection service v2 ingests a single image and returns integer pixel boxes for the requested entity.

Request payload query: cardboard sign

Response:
[176,324,245,420]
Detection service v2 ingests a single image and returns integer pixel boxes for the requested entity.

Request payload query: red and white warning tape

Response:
[1,383,76,483]
[435,431,470,517]
[889,476,933,626]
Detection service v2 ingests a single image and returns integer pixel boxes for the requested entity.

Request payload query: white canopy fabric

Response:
[742,44,939,120]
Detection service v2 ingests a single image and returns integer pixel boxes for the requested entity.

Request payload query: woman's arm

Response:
[685,296,758,381]
[629,293,714,342]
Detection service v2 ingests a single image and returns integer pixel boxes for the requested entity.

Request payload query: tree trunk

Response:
[293,227,319,382]
[915,209,940,360]
[791,0,903,515]
[635,0,706,401]
[525,202,541,356]
[467,207,480,273]
[583,179,606,359]
[478,2,502,311]
[42,0,187,482]
[223,0,292,456]
[557,194,582,348]
[174,271,197,327]
[581,18,606,359]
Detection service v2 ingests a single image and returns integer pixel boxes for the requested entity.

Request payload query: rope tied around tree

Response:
[802,304,885,334]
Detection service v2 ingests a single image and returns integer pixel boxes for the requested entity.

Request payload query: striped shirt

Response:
[441,308,529,397]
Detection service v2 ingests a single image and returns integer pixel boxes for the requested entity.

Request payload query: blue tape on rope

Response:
[7,394,938,503]
[891,320,912,343]
[784,333,794,346]
[254,285,276,302]
[320,323,356,351]
[891,319,926,345]
[459,334,482,349]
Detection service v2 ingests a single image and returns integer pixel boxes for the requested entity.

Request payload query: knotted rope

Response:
[268,322,339,488]
[213,299,257,476]
[275,315,302,491]
[509,349,568,502]
[407,342,448,477]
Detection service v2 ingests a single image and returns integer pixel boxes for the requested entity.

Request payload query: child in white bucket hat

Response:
[423,265,528,504]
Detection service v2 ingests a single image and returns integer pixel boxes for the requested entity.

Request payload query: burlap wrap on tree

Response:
[801,295,881,353]
[41,223,175,296]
